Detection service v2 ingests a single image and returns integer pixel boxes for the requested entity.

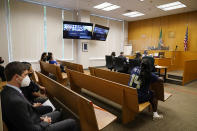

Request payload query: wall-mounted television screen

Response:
[63,21,93,40]
[92,24,109,41]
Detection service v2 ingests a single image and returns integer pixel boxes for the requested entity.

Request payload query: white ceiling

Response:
[22,0,197,21]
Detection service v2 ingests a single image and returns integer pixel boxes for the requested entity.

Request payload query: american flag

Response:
[184,26,188,51]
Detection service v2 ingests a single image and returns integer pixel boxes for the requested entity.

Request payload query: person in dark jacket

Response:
[118,52,127,64]
[21,62,52,115]
[40,52,48,62]
[128,59,163,120]
[1,61,78,131]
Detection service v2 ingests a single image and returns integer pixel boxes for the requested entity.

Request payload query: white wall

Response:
[0,0,9,66]
[0,0,128,70]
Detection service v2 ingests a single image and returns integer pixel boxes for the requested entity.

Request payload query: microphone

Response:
[175,45,178,51]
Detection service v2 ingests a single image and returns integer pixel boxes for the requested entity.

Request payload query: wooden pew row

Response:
[89,67,171,101]
[66,69,151,124]
[57,60,84,73]
[40,61,67,85]
[183,60,197,85]
[36,71,116,131]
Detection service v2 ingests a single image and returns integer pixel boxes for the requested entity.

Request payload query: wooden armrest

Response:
[93,104,117,130]
[139,102,150,112]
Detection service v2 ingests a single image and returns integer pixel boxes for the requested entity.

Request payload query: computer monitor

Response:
[159,52,165,58]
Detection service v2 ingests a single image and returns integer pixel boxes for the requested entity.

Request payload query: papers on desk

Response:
[42,99,56,111]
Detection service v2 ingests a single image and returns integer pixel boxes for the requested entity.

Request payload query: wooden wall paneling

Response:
[128,11,197,52]
[183,60,197,85]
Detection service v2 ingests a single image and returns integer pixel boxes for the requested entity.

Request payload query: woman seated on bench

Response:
[21,62,53,115]
[47,52,66,73]
[128,59,163,120]
[40,52,48,62]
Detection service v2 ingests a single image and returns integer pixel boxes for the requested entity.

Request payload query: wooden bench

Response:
[89,67,171,101]
[57,60,84,73]
[40,61,67,85]
[36,71,116,131]
[66,69,151,124]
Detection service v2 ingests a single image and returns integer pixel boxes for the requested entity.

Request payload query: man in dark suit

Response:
[118,52,127,64]
[1,61,78,131]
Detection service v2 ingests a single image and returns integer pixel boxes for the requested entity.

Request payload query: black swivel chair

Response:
[114,57,127,73]
[105,55,114,71]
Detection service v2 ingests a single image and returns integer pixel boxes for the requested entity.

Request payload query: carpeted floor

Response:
[82,80,197,131]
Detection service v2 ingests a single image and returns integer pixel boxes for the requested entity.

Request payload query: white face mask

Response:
[20,75,31,87]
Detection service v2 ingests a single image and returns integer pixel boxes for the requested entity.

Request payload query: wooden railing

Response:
[183,60,197,85]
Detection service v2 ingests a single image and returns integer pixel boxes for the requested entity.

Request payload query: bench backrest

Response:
[40,61,65,84]
[66,69,140,124]
[89,67,164,101]
[89,67,130,85]
[36,71,99,131]
[57,60,84,73]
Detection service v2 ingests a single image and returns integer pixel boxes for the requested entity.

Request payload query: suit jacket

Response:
[118,55,127,64]
[1,86,49,131]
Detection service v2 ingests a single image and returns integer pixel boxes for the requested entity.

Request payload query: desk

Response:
[155,66,168,82]
[154,58,171,66]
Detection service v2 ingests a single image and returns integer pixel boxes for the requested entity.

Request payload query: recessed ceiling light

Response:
[94,2,112,9]
[122,11,144,17]
[94,2,120,11]
[157,1,186,11]
[102,5,120,11]
[139,0,144,1]
[123,11,144,17]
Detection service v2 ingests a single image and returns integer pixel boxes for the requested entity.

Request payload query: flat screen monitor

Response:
[159,52,165,58]
[63,21,93,40]
[92,24,109,41]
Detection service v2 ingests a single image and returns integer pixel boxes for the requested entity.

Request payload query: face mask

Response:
[20,75,31,87]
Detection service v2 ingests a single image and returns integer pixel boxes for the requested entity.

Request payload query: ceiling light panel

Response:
[123,11,144,17]
[94,2,112,9]
[157,1,186,11]
[94,2,120,11]
[102,5,120,11]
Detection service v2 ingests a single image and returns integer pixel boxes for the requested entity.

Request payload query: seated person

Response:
[40,52,48,62]
[142,54,156,72]
[21,62,52,115]
[22,62,47,103]
[118,52,129,73]
[0,57,6,81]
[47,52,52,61]
[48,53,65,73]
[134,52,142,66]
[111,52,116,71]
[128,59,163,120]
[142,50,148,57]
[118,52,127,64]
[1,61,78,131]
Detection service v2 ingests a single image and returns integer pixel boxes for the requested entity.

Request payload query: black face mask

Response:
[0,60,4,64]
